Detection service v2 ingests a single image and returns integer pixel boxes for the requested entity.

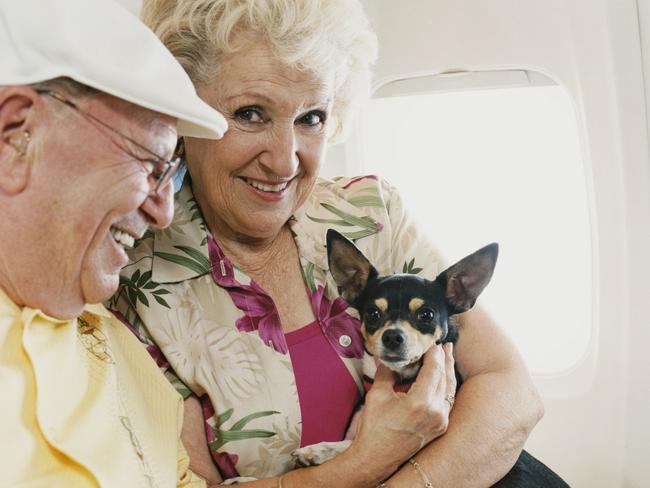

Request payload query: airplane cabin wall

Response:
[624,2,650,486]
[330,0,650,486]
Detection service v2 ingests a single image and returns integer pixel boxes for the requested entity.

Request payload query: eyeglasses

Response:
[36,89,180,194]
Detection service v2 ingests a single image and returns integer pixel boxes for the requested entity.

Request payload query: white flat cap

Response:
[0,0,227,139]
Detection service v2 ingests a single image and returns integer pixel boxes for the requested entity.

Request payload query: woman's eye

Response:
[417,308,435,322]
[298,110,326,127]
[234,107,264,123]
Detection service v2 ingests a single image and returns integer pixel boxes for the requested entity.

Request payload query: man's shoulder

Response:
[79,305,186,485]
[84,304,181,400]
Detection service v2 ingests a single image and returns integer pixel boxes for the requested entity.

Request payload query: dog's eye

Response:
[365,308,382,325]
[416,308,435,322]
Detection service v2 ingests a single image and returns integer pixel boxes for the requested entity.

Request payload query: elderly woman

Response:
[111,0,558,486]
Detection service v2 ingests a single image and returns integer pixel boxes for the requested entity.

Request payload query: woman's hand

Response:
[189,343,457,488]
[383,307,544,488]
[344,342,456,481]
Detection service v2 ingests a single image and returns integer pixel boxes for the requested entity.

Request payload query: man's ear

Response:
[326,229,378,304]
[437,243,499,315]
[0,88,39,194]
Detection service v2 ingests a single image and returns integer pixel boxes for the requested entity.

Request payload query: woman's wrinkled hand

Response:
[349,342,456,472]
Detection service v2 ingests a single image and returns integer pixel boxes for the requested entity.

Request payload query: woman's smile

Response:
[240,176,294,202]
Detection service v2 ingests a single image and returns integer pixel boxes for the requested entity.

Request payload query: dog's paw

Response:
[291,440,352,467]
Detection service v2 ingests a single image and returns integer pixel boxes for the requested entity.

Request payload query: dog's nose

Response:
[382,328,406,351]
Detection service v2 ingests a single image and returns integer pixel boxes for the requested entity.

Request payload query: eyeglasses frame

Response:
[35,89,180,194]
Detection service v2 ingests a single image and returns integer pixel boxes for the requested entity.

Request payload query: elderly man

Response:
[0,0,227,486]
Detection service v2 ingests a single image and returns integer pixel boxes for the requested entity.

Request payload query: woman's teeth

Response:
[110,227,135,249]
[244,178,289,193]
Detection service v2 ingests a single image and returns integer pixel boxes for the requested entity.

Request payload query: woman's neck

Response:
[213,224,295,278]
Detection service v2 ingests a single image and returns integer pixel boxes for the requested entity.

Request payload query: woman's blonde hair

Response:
[142,0,378,141]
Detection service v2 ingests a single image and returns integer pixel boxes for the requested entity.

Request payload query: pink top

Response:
[285,321,361,447]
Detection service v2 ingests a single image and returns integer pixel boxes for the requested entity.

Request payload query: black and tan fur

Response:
[292,229,498,466]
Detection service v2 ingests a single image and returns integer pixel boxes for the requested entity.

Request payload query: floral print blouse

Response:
[109,175,442,480]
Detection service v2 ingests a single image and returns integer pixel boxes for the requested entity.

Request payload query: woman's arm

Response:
[364,179,543,486]
[182,396,223,485]
[385,306,544,487]
[184,346,456,488]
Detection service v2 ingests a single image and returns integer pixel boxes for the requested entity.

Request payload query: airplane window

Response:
[357,80,592,375]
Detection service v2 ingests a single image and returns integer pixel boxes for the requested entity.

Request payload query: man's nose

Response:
[141,178,174,229]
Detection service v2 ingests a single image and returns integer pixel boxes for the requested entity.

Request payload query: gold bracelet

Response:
[409,458,433,488]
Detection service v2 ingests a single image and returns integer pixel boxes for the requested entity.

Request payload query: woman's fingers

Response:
[353,344,455,469]
[443,342,457,408]
[409,344,445,398]
[404,344,455,438]
[372,362,396,389]
[368,363,402,404]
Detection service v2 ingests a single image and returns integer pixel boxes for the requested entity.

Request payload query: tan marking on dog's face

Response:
[409,298,425,312]
[364,321,389,356]
[374,298,388,312]
[362,320,394,357]
[400,321,440,363]
[361,322,369,342]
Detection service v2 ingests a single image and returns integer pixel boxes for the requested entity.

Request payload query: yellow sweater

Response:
[0,289,205,487]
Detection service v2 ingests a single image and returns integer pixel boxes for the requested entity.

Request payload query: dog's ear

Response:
[327,229,378,304]
[437,243,498,315]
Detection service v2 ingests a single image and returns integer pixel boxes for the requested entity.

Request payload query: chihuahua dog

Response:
[291,229,498,466]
